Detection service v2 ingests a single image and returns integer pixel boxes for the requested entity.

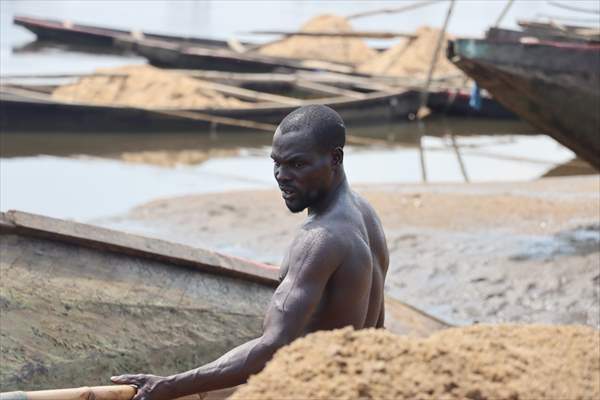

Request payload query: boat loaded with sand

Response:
[12,15,365,74]
[448,33,600,171]
[0,61,513,134]
[0,210,449,396]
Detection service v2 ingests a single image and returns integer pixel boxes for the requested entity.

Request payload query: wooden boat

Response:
[0,210,449,392]
[116,36,353,74]
[13,15,243,51]
[0,77,514,134]
[0,85,421,133]
[447,38,600,171]
[486,20,600,45]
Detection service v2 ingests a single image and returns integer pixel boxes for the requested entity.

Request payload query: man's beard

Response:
[284,188,320,213]
[284,197,309,213]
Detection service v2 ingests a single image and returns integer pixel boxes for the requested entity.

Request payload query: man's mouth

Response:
[280,186,296,199]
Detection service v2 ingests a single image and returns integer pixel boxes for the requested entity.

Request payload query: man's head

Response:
[271,105,346,213]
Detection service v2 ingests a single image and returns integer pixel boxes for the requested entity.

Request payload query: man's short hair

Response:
[277,105,346,152]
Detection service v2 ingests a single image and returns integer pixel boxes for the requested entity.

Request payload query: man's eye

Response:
[294,162,304,168]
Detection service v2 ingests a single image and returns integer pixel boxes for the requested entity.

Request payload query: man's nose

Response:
[275,165,292,183]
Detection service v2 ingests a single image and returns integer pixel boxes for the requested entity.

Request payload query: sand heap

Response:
[358,26,463,83]
[52,65,248,109]
[231,325,600,400]
[258,14,377,66]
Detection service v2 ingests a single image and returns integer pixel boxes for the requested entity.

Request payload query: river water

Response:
[1,0,597,221]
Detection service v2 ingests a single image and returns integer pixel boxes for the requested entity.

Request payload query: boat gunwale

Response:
[0,210,280,286]
[13,15,242,48]
[0,84,421,113]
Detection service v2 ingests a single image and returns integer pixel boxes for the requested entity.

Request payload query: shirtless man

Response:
[111,105,389,400]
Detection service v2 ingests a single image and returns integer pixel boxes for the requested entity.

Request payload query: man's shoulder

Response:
[294,223,347,250]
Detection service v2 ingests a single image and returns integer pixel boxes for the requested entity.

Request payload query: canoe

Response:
[0,210,449,392]
[447,38,600,171]
[0,81,514,134]
[0,87,421,132]
[13,15,244,51]
[486,21,600,44]
[116,36,353,74]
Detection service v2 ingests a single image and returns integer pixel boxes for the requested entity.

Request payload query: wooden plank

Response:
[178,70,296,83]
[196,80,303,106]
[243,30,416,39]
[295,80,366,99]
[0,386,217,400]
[1,210,280,285]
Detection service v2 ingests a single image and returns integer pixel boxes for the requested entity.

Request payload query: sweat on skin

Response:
[111,105,389,399]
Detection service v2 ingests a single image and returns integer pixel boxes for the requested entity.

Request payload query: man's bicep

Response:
[263,278,323,344]
[262,230,342,345]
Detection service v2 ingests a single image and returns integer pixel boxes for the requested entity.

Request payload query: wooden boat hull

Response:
[448,38,600,170]
[0,211,449,392]
[0,87,513,133]
[0,90,421,133]
[0,211,276,391]
[13,16,238,50]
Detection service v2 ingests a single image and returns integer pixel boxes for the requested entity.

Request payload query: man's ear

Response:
[331,147,344,167]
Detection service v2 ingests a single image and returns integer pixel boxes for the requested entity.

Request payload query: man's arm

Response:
[111,228,343,400]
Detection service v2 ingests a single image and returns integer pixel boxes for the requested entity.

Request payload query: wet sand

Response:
[98,175,600,327]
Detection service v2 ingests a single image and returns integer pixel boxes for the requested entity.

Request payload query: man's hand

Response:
[111,374,175,400]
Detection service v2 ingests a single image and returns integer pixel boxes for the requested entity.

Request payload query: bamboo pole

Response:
[346,0,441,20]
[0,386,204,400]
[243,30,417,39]
[294,80,366,99]
[493,0,515,27]
[415,0,456,183]
[0,386,136,400]
[450,133,469,183]
[417,0,455,116]
[443,0,515,113]
[194,80,303,106]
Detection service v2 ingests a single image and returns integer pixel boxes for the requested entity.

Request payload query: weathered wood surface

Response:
[0,210,449,393]
[0,87,422,133]
[0,230,272,391]
[0,386,137,400]
[448,38,600,170]
[117,36,354,74]
[13,15,242,50]
[243,30,416,39]
[0,385,229,400]
[1,210,279,284]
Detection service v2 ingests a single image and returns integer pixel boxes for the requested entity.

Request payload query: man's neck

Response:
[307,170,348,217]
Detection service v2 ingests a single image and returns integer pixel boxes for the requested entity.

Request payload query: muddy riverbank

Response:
[98,175,600,327]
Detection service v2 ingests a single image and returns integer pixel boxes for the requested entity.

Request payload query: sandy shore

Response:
[98,175,600,327]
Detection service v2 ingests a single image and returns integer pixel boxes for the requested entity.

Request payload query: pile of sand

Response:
[358,26,463,83]
[231,325,599,400]
[258,14,377,66]
[52,65,249,109]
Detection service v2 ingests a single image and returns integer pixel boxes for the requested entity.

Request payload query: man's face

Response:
[271,130,333,213]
